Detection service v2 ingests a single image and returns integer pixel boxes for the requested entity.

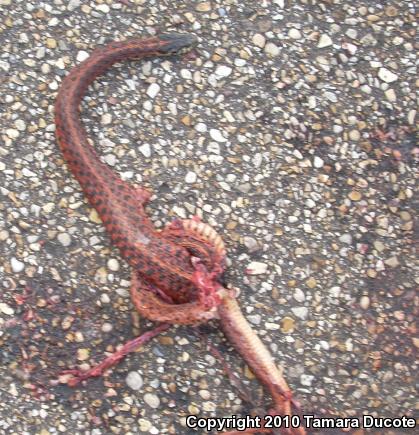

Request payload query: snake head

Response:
[158,33,198,56]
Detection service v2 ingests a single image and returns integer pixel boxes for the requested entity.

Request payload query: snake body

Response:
[55,33,305,435]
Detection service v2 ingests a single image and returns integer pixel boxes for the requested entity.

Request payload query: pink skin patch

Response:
[190,256,223,311]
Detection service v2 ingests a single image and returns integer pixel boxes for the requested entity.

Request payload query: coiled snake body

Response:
[55,33,305,435]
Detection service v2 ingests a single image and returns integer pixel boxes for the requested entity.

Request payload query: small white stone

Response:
[67,0,81,11]
[138,419,152,432]
[209,128,227,143]
[349,129,360,141]
[324,91,337,102]
[317,34,333,48]
[11,257,24,273]
[339,234,352,244]
[313,156,324,168]
[329,286,341,298]
[55,58,65,69]
[144,393,160,408]
[385,88,396,102]
[138,143,151,158]
[291,307,308,320]
[234,58,246,67]
[305,198,316,209]
[288,28,302,39]
[101,113,112,125]
[0,303,14,316]
[96,4,110,13]
[0,60,10,71]
[22,168,37,177]
[300,374,314,387]
[342,42,357,55]
[246,261,268,275]
[57,232,71,247]
[264,42,280,57]
[15,119,26,131]
[378,68,398,83]
[107,258,120,272]
[360,296,370,310]
[126,371,143,390]
[346,28,357,39]
[185,171,197,183]
[103,154,116,166]
[195,122,207,133]
[100,293,111,304]
[76,51,89,62]
[293,288,306,303]
[6,128,19,139]
[215,65,232,78]
[252,33,266,48]
[274,0,285,7]
[180,69,192,80]
[146,83,160,98]
[407,110,416,125]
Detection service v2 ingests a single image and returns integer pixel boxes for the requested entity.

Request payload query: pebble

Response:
[104,154,116,166]
[291,307,308,320]
[101,113,112,125]
[264,42,280,57]
[143,393,160,409]
[67,0,81,10]
[281,317,295,333]
[378,68,398,83]
[348,191,362,201]
[243,236,259,252]
[246,261,268,275]
[10,257,25,273]
[385,89,397,102]
[384,256,400,268]
[196,2,211,12]
[57,232,72,247]
[138,143,151,158]
[0,302,15,315]
[96,4,109,13]
[360,296,370,310]
[209,128,227,143]
[349,129,360,141]
[76,51,89,62]
[288,28,302,39]
[107,258,120,272]
[185,171,197,183]
[215,65,232,78]
[195,122,207,133]
[252,33,266,48]
[126,372,143,390]
[339,234,352,244]
[146,83,160,98]
[313,156,324,168]
[317,34,333,48]
[293,288,305,303]
[300,374,314,387]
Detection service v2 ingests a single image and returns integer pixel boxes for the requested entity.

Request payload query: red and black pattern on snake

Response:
[55,33,225,304]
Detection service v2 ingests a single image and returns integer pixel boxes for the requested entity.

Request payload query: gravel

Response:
[0,0,417,434]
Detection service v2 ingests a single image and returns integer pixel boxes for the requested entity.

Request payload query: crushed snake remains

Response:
[54,32,306,435]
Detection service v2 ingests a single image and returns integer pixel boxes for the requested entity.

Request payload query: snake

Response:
[54,32,305,435]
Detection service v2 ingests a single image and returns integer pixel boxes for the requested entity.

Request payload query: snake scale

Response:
[55,32,305,435]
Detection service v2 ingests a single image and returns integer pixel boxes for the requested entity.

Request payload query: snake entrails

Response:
[55,33,305,435]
